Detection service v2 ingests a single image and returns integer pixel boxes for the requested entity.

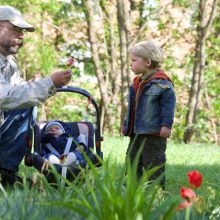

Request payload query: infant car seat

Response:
[24,86,103,182]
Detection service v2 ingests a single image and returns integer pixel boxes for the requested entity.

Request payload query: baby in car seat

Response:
[41,121,87,166]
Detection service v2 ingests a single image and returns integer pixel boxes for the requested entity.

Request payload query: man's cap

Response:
[45,121,65,134]
[0,6,35,32]
[131,41,164,63]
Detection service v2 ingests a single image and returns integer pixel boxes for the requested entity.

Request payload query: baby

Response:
[41,121,87,166]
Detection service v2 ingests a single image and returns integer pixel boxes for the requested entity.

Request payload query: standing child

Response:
[122,40,176,188]
[41,121,87,167]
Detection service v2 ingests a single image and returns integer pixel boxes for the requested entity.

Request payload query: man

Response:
[0,6,72,185]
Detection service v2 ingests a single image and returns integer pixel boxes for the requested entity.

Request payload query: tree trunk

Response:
[100,100,105,134]
[84,0,112,132]
[116,0,132,127]
[184,0,218,143]
[100,1,120,117]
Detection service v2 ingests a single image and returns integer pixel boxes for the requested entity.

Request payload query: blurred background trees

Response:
[0,0,219,143]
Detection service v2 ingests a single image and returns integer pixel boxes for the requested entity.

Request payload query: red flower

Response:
[176,201,192,211]
[66,57,74,67]
[180,187,196,201]
[188,170,203,188]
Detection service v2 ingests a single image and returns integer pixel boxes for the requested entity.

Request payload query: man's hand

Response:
[50,70,72,87]
[160,126,171,138]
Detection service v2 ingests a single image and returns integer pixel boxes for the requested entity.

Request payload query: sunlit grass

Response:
[0,135,219,219]
[103,135,220,201]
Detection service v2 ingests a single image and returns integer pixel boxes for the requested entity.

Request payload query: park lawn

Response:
[103,135,220,200]
[0,135,219,220]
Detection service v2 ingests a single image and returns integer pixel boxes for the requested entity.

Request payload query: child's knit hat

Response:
[131,41,164,63]
[45,121,65,134]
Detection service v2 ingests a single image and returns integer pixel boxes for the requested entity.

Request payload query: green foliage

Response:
[172,107,188,143]
[172,29,182,39]
[158,22,166,30]
[38,44,57,75]
[0,0,28,8]
[8,140,220,219]
[18,41,57,78]
[163,55,180,70]
[84,61,96,76]
[206,22,220,118]
[172,0,192,7]
[19,159,179,220]
[51,161,177,220]
[1,0,219,143]
[41,91,97,124]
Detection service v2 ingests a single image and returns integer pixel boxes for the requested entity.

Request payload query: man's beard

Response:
[8,44,22,54]
[4,39,23,55]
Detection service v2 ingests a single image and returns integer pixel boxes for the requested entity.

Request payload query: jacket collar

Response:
[133,69,173,100]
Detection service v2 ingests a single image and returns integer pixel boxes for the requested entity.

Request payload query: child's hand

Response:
[76,144,84,153]
[160,126,171,138]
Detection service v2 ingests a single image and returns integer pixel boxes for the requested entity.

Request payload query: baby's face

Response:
[47,125,64,137]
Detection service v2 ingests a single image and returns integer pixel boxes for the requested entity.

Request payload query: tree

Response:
[83,0,114,132]
[116,0,132,125]
[184,0,218,143]
[3,0,219,142]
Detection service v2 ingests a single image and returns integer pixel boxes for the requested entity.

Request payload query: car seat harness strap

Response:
[46,137,75,178]
[63,137,73,155]
[61,137,73,179]
[46,137,74,160]
[45,143,60,158]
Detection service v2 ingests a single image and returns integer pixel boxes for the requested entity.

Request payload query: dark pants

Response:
[0,109,33,186]
[126,134,167,188]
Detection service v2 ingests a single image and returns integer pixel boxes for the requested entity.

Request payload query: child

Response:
[41,121,87,166]
[122,40,176,188]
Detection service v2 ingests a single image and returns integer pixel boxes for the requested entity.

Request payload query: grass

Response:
[104,136,220,183]
[104,135,220,205]
[0,135,219,220]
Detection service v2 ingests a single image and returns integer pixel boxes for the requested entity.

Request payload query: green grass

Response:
[0,136,220,220]
[104,136,220,208]
[105,136,220,189]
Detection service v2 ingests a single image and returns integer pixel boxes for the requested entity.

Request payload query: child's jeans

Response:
[126,134,167,188]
